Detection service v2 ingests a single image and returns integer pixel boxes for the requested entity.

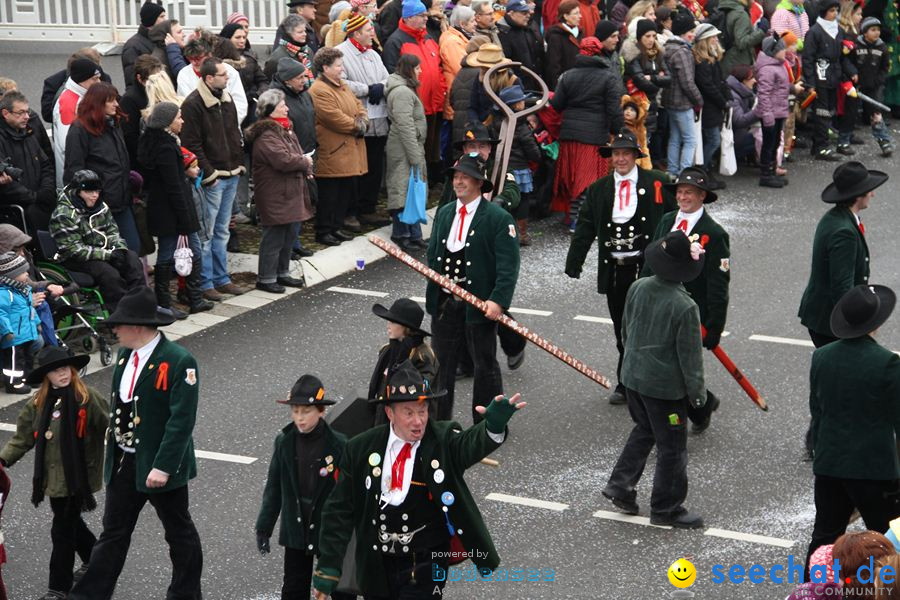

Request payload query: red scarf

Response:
[398,19,426,43]
[349,36,369,53]
[273,117,292,130]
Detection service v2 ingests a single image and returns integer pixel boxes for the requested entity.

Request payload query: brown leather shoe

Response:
[215,282,249,296]
[202,289,225,302]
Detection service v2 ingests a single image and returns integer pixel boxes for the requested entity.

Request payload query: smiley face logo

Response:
[668,558,696,588]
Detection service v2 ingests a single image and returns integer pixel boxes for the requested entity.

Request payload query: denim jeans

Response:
[201,176,238,290]
[389,209,422,241]
[702,124,721,172]
[667,109,697,176]
[871,117,893,142]
[156,232,202,267]
[112,206,141,254]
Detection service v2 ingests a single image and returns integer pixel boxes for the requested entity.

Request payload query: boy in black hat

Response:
[805,284,900,570]
[255,375,353,600]
[602,230,708,529]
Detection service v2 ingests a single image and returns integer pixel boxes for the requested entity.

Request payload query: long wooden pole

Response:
[701,325,768,411]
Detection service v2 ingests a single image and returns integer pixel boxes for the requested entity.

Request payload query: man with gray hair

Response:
[472,0,501,45]
[265,14,311,79]
[497,0,544,76]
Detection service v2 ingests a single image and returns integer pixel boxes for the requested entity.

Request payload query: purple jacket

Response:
[754,53,790,127]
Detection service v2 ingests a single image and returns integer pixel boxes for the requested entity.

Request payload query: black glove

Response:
[703,329,721,350]
[367,83,385,105]
[256,533,270,555]
[756,16,770,32]
[564,267,580,280]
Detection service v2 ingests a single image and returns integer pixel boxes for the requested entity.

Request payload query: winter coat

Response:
[245,119,314,226]
[121,26,156,88]
[621,37,671,132]
[63,120,131,213]
[0,387,108,497]
[385,73,427,211]
[336,39,390,137]
[439,26,470,118]
[754,52,791,126]
[49,192,126,263]
[550,54,625,145]
[662,37,703,110]
[497,16,546,79]
[695,60,731,128]
[544,24,582,89]
[179,82,245,185]
[726,74,761,141]
[309,76,369,178]
[269,79,317,158]
[136,127,201,237]
[852,34,889,95]
[450,59,480,147]
[264,41,310,81]
[0,120,56,216]
[41,68,111,124]
[52,78,88,189]
[0,284,38,347]
[148,22,188,84]
[771,1,810,51]
[489,118,542,171]
[578,0,601,44]
[119,83,148,171]
[621,96,652,169]
[474,24,502,46]
[719,0,767,76]
[383,20,447,115]
[378,0,403,41]
[802,21,853,89]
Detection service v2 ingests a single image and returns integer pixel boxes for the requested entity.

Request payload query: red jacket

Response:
[383,20,446,115]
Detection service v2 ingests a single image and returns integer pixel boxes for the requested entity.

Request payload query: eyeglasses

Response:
[7,109,29,117]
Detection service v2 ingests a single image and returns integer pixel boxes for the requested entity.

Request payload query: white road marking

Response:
[411,296,426,303]
[749,335,815,348]
[704,527,795,549]
[327,286,389,298]
[0,423,14,432]
[485,492,569,511]
[574,315,614,325]
[194,450,257,465]
[592,509,672,529]
[509,307,553,316]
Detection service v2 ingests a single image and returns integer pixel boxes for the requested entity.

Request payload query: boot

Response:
[759,165,785,188]
[516,219,531,247]
[227,228,240,253]
[878,138,894,157]
[154,263,187,320]
[185,258,214,314]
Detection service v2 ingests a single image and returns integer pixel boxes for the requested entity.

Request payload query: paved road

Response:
[2,42,900,600]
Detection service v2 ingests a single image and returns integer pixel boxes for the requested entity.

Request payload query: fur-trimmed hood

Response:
[621,36,664,63]
[243,117,288,144]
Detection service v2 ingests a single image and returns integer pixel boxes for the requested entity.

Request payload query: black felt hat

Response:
[644,230,705,283]
[26,347,90,384]
[449,153,494,193]
[454,121,500,150]
[830,284,896,339]
[598,128,646,158]
[277,374,336,405]
[820,161,889,204]
[102,286,177,327]
[372,298,430,336]
[369,360,445,404]
[663,166,718,203]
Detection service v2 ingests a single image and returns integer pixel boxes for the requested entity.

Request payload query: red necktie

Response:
[618,180,631,211]
[676,219,688,233]
[390,442,412,491]
[457,204,468,242]
[859,222,865,236]
[127,352,139,399]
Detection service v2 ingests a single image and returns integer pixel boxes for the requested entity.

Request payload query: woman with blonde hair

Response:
[625,0,656,29]
[0,347,108,600]
[692,24,730,189]
[142,70,183,120]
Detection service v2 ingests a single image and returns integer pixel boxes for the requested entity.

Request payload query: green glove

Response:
[482,397,518,434]
[313,566,341,596]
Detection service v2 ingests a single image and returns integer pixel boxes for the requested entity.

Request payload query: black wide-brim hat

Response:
[645,230,705,283]
[663,166,718,203]
[830,284,896,339]
[102,286,177,327]
[372,298,430,336]
[454,121,500,150]
[598,129,646,158]
[821,161,889,203]
[449,154,494,193]
[278,374,337,405]
[26,346,90,384]
[288,0,317,6]
[369,360,446,404]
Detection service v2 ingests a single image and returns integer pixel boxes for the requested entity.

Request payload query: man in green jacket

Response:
[718,0,766,77]
[427,153,520,423]
[602,230,707,530]
[805,284,900,570]
[69,286,203,600]
[312,361,525,599]
[565,130,675,405]
[799,161,887,347]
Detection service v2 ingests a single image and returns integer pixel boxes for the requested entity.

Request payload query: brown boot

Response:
[516,219,531,246]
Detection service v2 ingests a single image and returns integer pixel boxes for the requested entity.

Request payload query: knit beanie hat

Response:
[762,33,786,57]
[69,58,100,85]
[350,0,370,8]
[818,0,840,13]
[219,23,244,40]
[635,18,656,40]
[227,11,250,25]
[146,101,180,130]
[345,13,370,34]
[594,20,618,41]
[860,16,881,34]
[0,251,28,280]
[277,56,306,81]
[140,1,165,27]
[780,29,798,48]
[402,0,427,19]
[671,12,696,36]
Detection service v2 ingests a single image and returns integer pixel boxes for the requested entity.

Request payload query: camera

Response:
[0,158,23,181]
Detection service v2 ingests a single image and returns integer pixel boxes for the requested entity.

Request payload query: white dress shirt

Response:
[117,333,162,403]
[446,197,481,253]
[381,425,422,506]
[611,166,639,224]
[670,207,705,235]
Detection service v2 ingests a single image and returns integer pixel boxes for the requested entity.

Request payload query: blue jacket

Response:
[0,285,39,348]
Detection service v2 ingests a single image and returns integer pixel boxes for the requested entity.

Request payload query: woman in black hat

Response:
[0,347,108,600]
[368,298,438,425]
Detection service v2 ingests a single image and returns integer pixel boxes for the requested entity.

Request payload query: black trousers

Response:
[283,547,355,600]
[48,496,97,594]
[805,475,900,571]
[363,547,449,600]
[65,249,144,309]
[811,87,837,152]
[316,176,357,235]
[68,453,203,600]
[760,118,786,169]
[606,261,643,392]
[359,136,387,216]
[604,389,689,518]
[432,295,502,424]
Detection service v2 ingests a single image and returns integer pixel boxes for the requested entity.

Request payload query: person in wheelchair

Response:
[49,170,144,312]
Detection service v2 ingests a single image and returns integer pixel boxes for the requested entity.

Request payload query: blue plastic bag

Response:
[399,167,428,225]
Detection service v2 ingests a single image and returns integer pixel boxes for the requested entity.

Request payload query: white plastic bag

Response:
[693,110,704,166]
[174,235,193,276]
[719,108,737,177]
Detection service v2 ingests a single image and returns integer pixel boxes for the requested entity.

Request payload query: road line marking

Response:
[486,493,569,511]
[749,335,815,348]
[591,509,672,529]
[509,307,553,317]
[192,450,257,465]
[704,527,795,549]
[411,296,426,303]
[327,286,389,298]
[0,423,14,432]
[574,315,614,325]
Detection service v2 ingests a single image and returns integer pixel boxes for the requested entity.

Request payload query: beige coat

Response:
[309,76,369,178]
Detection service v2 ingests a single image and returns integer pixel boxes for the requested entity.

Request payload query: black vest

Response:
[608,211,650,254]
[376,457,449,555]
[112,393,136,450]
[441,247,467,288]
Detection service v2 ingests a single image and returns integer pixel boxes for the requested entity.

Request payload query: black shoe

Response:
[332,230,354,242]
[316,234,342,247]
[291,246,314,258]
[227,233,240,253]
[608,390,627,405]
[691,392,721,434]
[792,137,809,149]
[159,305,188,320]
[814,147,841,161]
[601,489,639,515]
[836,144,855,155]
[409,239,429,250]
[650,510,704,529]
[277,276,306,288]
[392,237,415,251]
[73,563,89,584]
[759,175,785,188]
[5,381,30,395]
[189,299,215,314]
[358,214,392,227]
[39,591,67,600]
[507,349,525,370]
[256,281,286,294]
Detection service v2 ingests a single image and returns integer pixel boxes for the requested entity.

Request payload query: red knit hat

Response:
[180,146,198,169]
[579,36,604,56]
